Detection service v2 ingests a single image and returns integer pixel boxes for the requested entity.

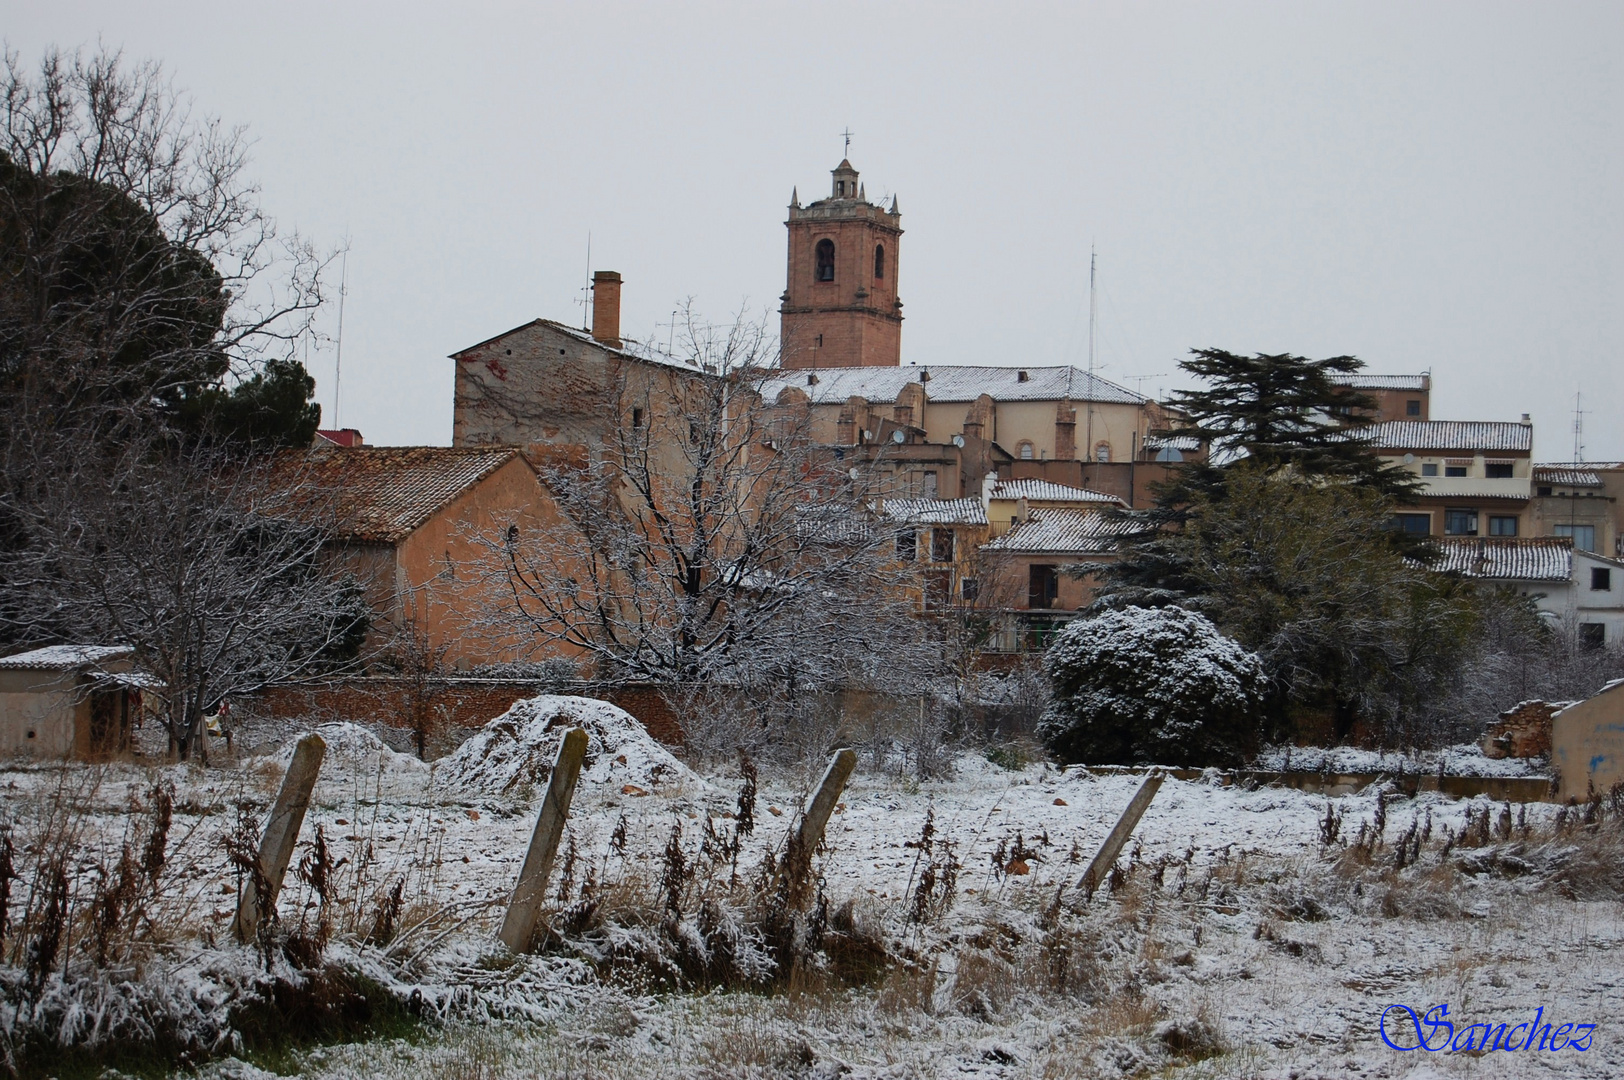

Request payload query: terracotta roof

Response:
[1425,538,1572,582]
[981,509,1126,554]
[1533,466,1604,488]
[1330,374,1429,391]
[761,365,1144,406]
[986,479,1122,505]
[271,447,523,543]
[0,645,133,670]
[1363,420,1532,452]
[883,497,988,526]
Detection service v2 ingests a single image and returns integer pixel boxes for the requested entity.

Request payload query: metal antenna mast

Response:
[333,246,348,429]
[841,127,853,157]
[578,232,593,331]
[1084,245,1097,477]
[1572,390,1587,463]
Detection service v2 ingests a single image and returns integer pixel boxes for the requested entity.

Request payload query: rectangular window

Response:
[1445,465,1468,478]
[1592,567,1613,592]
[961,577,980,602]
[923,569,952,611]
[631,407,644,429]
[931,528,955,562]
[895,529,916,561]
[1391,513,1431,535]
[1555,524,1597,553]
[1028,564,1059,610]
[1444,509,1479,536]
[1580,623,1606,649]
[1485,463,1514,479]
[922,470,938,499]
[1488,516,1518,536]
[1421,463,1439,477]
[1406,399,1421,416]
[1538,486,1553,497]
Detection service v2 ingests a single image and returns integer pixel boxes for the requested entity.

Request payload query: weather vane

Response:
[841,127,853,157]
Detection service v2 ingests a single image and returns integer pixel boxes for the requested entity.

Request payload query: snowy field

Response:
[2,697,1620,1079]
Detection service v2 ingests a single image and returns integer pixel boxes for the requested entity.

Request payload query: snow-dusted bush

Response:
[1039,605,1266,766]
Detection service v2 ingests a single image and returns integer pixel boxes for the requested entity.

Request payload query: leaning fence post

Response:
[234,732,326,942]
[1078,770,1164,897]
[499,726,589,952]
[777,747,857,905]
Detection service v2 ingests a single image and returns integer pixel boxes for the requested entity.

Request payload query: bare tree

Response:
[0,442,368,760]
[476,311,938,730]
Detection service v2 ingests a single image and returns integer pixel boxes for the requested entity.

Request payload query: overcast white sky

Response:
[9,3,1622,457]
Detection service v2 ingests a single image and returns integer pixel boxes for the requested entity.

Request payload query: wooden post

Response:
[1078,771,1163,897]
[777,747,857,905]
[499,727,589,952]
[234,732,326,942]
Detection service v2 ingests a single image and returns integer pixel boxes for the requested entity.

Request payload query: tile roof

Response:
[1362,420,1532,452]
[761,365,1144,406]
[1143,435,1201,451]
[1533,466,1604,487]
[1424,538,1572,582]
[451,319,715,374]
[1330,374,1429,391]
[986,479,1122,505]
[882,497,988,526]
[981,509,1127,554]
[270,447,524,543]
[0,645,133,670]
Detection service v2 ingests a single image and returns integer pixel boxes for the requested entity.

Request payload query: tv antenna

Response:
[333,244,348,428]
[1572,390,1587,463]
[1123,373,1168,398]
[841,127,853,157]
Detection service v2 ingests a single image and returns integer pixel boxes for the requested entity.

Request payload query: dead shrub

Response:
[950,949,1016,1017]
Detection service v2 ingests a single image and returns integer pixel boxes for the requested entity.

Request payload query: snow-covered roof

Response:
[450,318,715,375]
[0,645,133,671]
[1362,420,1532,452]
[1143,435,1201,451]
[1425,538,1572,582]
[1329,374,1429,391]
[1533,466,1603,488]
[986,479,1122,505]
[981,509,1126,554]
[882,497,988,526]
[761,365,1144,406]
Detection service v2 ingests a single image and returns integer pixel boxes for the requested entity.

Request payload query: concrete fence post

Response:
[776,747,857,905]
[234,732,326,942]
[499,726,589,952]
[1078,771,1164,897]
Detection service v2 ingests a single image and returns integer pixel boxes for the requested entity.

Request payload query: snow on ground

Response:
[2,701,1618,1078]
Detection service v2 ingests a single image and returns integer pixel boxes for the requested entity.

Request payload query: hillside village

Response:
[3,48,1624,1080]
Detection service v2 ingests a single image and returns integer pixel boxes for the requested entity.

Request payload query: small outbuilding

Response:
[0,645,149,760]
[1551,678,1624,800]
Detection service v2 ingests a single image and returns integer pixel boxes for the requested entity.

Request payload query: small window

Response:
[922,471,938,499]
[1488,516,1518,536]
[1391,513,1431,535]
[1485,463,1514,479]
[815,238,836,282]
[1580,623,1606,649]
[1445,465,1468,478]
[1406,399,1421,417]
[896,529,916,561]
[631,407,644,429]
[1029,564,1059,610]
[931,528,955,562]
[961,577,980,602]
[1444,509,1478,536]
[1094,442,1111,463]
[1555,524,1597,553]
[1018,441,1035,460]
[1592,567,1613,591]
[1537,485,1553,497]
[1016,370,1029,382]
[874,244,885,280]
[815,333,823,348]
[1421,463,1439,477]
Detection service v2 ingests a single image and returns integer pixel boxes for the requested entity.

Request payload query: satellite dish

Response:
[848,466,860,480]
[952,434,966,448]
[1402,453,1415,465]
[892,429,906,444]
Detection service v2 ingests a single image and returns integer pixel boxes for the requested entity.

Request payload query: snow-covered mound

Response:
[435,695,692,797]
[268,721,429,777]
[1255,742,1545,778]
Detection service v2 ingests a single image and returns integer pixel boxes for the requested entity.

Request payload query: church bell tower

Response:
[779,158,903,370]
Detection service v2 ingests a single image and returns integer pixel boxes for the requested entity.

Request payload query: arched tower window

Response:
[874,244,885,280]
[1095,442,1112,463]
[815,239,836,282]
[1017,441,1035,460]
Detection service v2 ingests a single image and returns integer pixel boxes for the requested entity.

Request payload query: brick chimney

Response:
[592,271,622,347]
